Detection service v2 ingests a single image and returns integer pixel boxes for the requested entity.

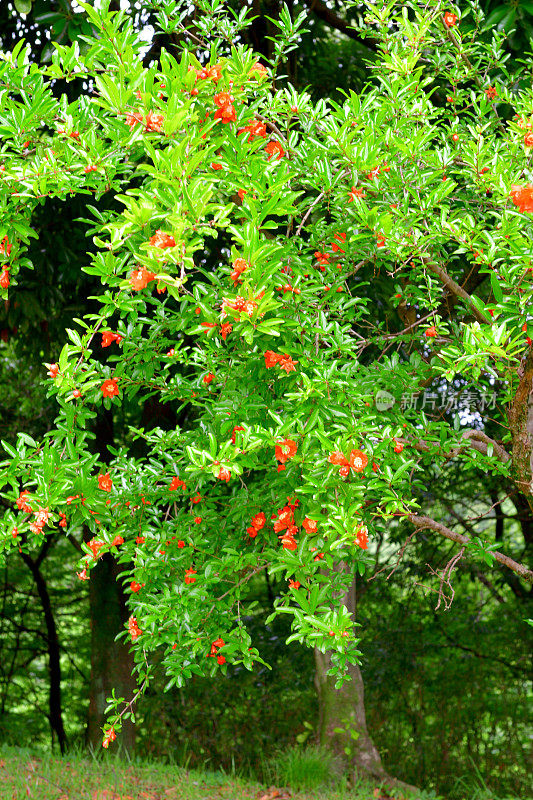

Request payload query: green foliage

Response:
[0,4,531,795]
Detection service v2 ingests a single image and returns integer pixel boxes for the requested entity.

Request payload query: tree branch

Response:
[396,429,511,464]
[408,514,533,583]
[423,258,492,325]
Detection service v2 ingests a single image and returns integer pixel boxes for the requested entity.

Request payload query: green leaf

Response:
[490,271,503,303]
[14,0,32,14]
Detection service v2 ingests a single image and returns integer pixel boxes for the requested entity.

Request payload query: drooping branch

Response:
[408,514,533,583]
[423,259,492,325]
[396,429,511,464]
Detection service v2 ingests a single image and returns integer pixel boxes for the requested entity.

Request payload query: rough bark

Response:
[314,648,386,780]
[314,567,418,794]
[86,552,136,752]
[86,403,136,753]
[509,347,533,509]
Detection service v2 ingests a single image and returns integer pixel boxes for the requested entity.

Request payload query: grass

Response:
[0,744,427,800]
[0,744,527,800]
[265,745,343,792]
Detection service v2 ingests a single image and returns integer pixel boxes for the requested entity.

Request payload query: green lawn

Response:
[2,746,527,800]
[0,746,422,800]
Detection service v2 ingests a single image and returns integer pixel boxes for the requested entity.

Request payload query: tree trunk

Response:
[86,552,136,752]
[315,569,418,794]
[20,546,67,754]
[86,404,136,753]
[315,650,386,780]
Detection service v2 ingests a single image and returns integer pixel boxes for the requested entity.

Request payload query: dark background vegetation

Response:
[0,1,531,798]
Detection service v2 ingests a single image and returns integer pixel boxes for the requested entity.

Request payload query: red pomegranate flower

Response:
[265,140,285,160]
[130,268,156,290]
[275,439,297,464]
[511,184,533,212]
[149,230,175,248]
[328,451,349,466]
[443,11,458,27]
[98,473,113,492]
[101,378,119,398]
[349,450,368,472]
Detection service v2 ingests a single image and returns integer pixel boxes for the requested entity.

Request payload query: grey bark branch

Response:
[423,259,492,325]
[396,429,511,464]
[408,514,533,583]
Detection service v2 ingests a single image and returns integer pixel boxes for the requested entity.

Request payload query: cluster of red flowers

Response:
[0,235,12,257]
[130,267,156,291]
[238,119,267,142]
[273,498,300,550]
[355,523,369,550]
[128,616,142,641]
[169,476,187,491]
[328,449,368,477]
[222,294,259,318]
[208,636,226,665]
[101,378,119,398]
[203,372,215,384]
[184,567,197,584]
[313,234,347,291]
[275,438,297,467]
[194,63,222,82]
[230,257,249,285]
[200,320,233,340]
[271,499,320,556]
[101,331,123,347]
[0,236,11,288]
[102,727,116,749]
[16,490,32,513]
[230,425,244,444]
[126,111,165,133]
[87,538,106,559]
[510,184,533,213]
[264,350,298,374]
[215,462,231,482]
[29,506,49,535]
[213,91,236,124]
[348,186,365,202]
[247,511,266,538]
